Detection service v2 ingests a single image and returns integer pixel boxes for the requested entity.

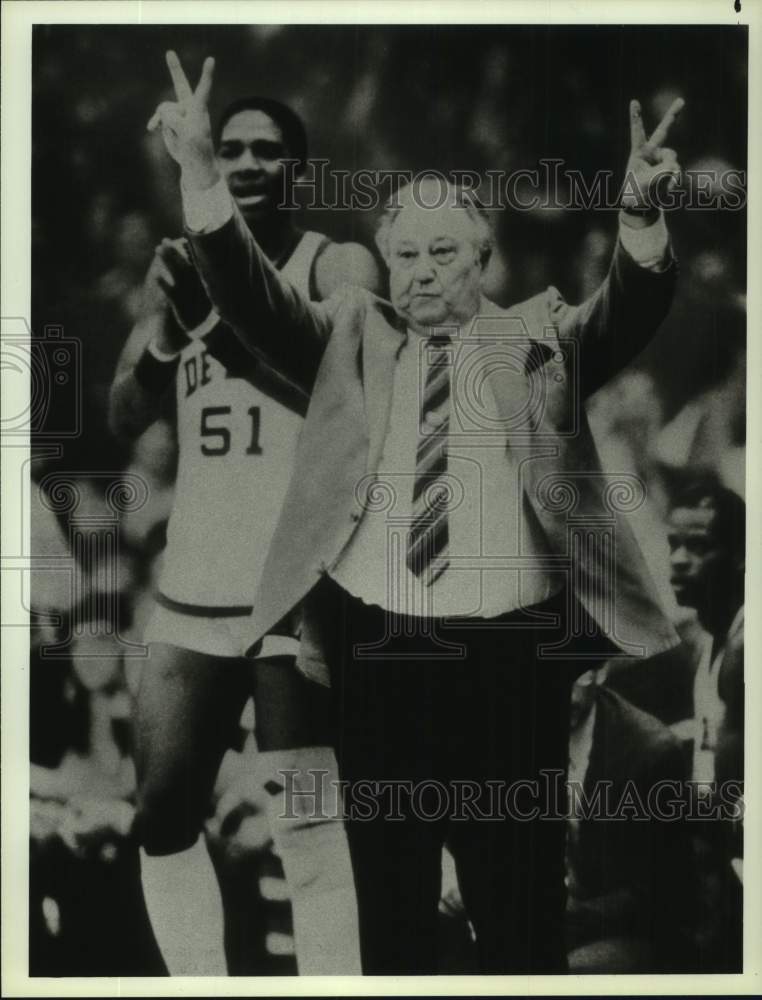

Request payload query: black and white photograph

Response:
[1,0,758,993]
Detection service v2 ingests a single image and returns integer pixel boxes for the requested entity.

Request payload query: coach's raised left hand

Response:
[147,51,219,191]
[621,96,684,225]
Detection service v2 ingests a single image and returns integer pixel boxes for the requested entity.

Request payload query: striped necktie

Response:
[406,332,453,587]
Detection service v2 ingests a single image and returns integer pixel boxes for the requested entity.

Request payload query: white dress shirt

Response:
[330,331,559,617]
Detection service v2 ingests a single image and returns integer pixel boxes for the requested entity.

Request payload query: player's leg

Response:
[134,640,249,976]
[251,652,362,974]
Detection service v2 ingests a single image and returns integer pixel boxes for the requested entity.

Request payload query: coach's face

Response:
[387,202,483,333]
[216,110,289,222]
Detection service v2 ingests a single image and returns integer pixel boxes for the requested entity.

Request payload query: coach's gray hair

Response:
[375,178,493,269]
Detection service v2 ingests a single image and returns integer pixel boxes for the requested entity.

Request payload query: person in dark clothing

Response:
[566,669,694,972]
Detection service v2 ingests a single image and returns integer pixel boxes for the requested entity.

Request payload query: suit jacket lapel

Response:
[468,297,538,435]
[362,303,406,472]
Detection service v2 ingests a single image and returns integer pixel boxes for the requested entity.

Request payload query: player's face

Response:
[387,203,483,332]
[216,110,290,223]
[667,505,729,610]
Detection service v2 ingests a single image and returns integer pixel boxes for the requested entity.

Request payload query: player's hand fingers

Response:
[656,150,681,191]
[157,240,193,274]
[166,49,193,102]
[194,56,215,108]
[160,236,189,256]
[654,148,680,175]
[165,236,193,263]
[654,147,677,164]
[645,97,685,153]
[629,99,647,150]
[147,101,180,133]
[156,276,178,303]
[152,255,176,289]
[146,106,163,132]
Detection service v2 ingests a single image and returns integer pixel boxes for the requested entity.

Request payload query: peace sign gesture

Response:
[621,97,685,213]
[147,51,218,189]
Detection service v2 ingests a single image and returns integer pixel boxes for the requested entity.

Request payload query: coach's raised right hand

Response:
[147,51,219,191]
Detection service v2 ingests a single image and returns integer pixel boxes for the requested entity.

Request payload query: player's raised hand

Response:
[147,51,218,189]
[621,97,685,213]
[153,237,212,331]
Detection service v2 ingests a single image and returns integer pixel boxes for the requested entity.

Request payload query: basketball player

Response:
[110,80,381,975]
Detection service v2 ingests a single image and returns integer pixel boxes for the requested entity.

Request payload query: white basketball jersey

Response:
[158,231,327,611]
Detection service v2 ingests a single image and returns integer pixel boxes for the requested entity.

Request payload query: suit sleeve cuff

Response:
[618,211,670,272]
[182,176,234,234]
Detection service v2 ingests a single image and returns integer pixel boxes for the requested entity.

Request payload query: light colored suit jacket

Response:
[189,211,680,684]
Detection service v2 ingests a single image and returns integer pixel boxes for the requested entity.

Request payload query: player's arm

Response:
[147,51,333,392]
[108,253,191,442]
[109,236,213,441]
[108,310,177,443]
[313,241,384,299]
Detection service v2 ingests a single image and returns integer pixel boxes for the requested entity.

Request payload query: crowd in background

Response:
[28,24,746,975]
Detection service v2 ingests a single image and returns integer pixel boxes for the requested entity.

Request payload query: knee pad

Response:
[256,746,361,974]
[256,746,350,894]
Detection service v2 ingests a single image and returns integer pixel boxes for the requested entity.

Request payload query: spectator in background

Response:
[609,481,745,754]
[96,211,158,326]
[654,347,746,506]
[587,370,675,613]
[665,482,745,794]
[30,611,162,976]
[565,666,694,972]
[611,480,744,971]
[666,481,744,971]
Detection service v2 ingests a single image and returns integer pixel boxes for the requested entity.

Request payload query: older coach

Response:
[150,52,684,974]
